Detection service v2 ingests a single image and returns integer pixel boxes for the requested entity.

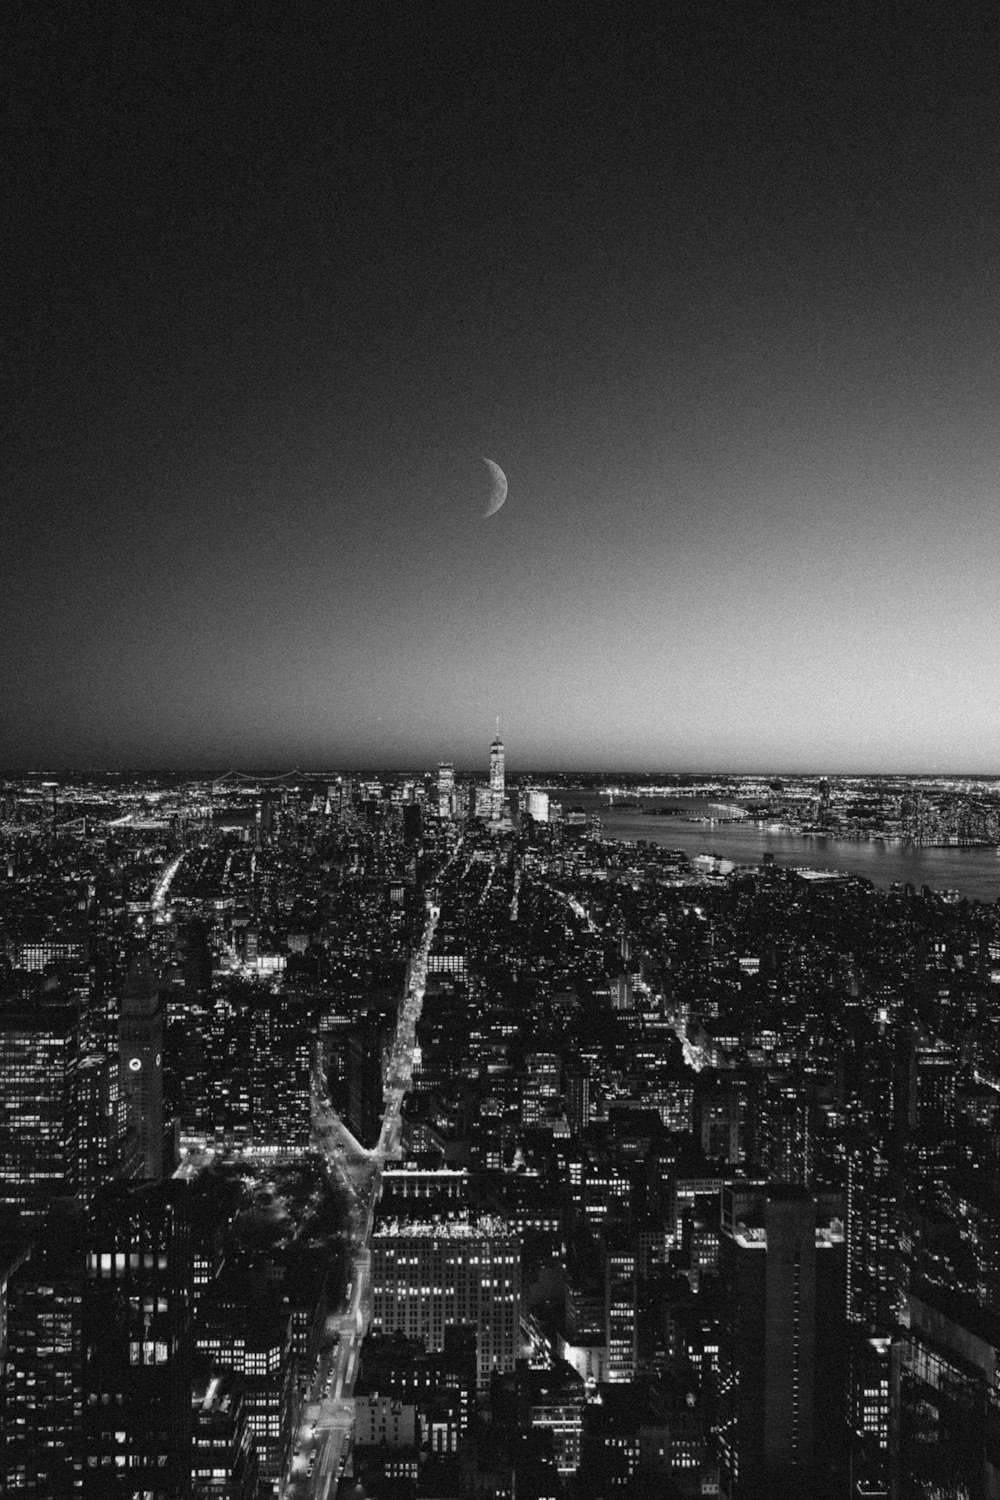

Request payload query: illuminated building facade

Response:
[118,952,164,1180]
[847,1331,891,1500]
[195,1298,295,1496]
[357,1325,477,1452]
[521,1051,560,1125]
[527,1367,586,1475]
[370,1213,520,1387]
[353,1395,417,1446]
[603,1231,637,1383]
[845,1136,900,1333]
[489,729,505,820]
[82,1179,194,1498]
[77,1052,133,1203]
[3,1231,84,1497]
[191,1364,259,1500]
[0,997,80,1224]
[437,763,455,818]
[525,788,550,823]
[564,1056,591,1135]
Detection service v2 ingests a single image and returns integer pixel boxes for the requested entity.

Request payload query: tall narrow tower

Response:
[119,950,164,1180]
[489,721,505,820]
[0,997,80,1223]
[718,1185,845,1498]
[437,762,455,818]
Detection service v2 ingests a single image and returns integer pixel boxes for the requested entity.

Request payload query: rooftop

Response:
[374,1213,516,1242]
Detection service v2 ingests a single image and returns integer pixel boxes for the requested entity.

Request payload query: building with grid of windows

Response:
[488,731,505,820]
[0,996,80,1225]
[603,1229,637,1384]
[436,763,456,818]
[81,1179,194,1498]
[370,1212,520,1388]
[77,1051,134,1203]
[194,1295,295,1498]
[892,1284,1000,1500]
[356,1325,477,1457]
[191,1363,259,1499]
[3,1221,84,1497]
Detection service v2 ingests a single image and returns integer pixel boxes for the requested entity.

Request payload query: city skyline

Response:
[5,758,1000,1495]
[6,9,999,772]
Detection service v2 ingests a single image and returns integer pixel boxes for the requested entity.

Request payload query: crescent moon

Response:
[481,458,508,517]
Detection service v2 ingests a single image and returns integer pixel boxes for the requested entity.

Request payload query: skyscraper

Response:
[371,1211,520,1387]
[845,1135,900,1333]
[82,1179,194,1497]
[3,1214,85,1497]
[717,1185,846,1499]
[525,788,550,823]
[118,950,164,1180]
[437,762,455,818]
[489,725,505,821]
[77,1052,134,1203]
[0,996,80,1224]
[603,1228,637,1383]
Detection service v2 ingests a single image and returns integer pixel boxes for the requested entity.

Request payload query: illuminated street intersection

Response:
[287,896,441,1499]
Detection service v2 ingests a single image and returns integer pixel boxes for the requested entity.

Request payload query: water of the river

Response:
[545,790,1000,902]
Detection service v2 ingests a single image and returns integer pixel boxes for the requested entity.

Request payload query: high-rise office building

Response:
[846,1330,891,1500]
[754,1073,812,1186]
[564,1056,591,1136]
[371,1211,520,1387]
[489,727,505,820]
[402,800,423,849]
[191,1363,259,1500]
[603,1228,637,1383]
[525,788,550,823]
[437,763,455,818]
[845,1135,901,1333]
[717,1185,846,1499]
[3,1214,85,1497]
[195,1290,295,1495]
[182,988,311,1153]
[347,1012,390,1149]
[696,1074,747,1166]
[82,1179,194,1497]
[893,1283,1000,1500]
[118,950,164,1180]
[0,996,80,1224]
[909,1035,959,1135]
[77,1052,134,1203]
[521,1052,560,1125]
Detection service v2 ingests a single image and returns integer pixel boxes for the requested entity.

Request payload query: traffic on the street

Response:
[287,890,442,1498]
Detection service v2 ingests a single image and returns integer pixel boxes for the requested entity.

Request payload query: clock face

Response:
[128,1056,142,1072]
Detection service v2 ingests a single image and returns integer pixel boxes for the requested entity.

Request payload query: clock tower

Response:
[119,949,164,1179]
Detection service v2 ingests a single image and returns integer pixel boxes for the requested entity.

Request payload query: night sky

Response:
[4,4,998,773]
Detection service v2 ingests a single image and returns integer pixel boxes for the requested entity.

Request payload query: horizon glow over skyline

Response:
[4,10,998,774]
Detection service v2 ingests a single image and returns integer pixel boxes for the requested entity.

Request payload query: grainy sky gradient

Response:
[4,4,999,772]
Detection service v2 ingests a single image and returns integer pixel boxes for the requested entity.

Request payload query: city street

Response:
[290,894,441,1498]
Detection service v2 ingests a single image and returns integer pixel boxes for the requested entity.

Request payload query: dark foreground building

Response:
[2,1180,193,1498]
[717,1184,846,1499]
[82,1179,194,1497]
